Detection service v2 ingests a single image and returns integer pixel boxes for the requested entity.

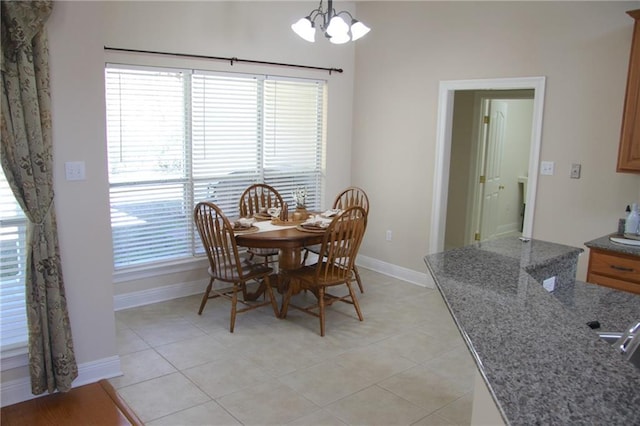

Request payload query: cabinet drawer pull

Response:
[611,265,634,272]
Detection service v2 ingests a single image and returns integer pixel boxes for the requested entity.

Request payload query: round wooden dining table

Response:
[235,224,324,269]
[235,221,324,300]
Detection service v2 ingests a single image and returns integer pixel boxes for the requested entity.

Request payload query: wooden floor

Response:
[1,380,143,426]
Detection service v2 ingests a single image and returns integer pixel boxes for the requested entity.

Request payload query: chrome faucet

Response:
[616,321,640,368]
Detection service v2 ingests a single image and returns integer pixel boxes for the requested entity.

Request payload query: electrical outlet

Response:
[386,230,392,241]
[543,276,556,292]
[570,163,581,179]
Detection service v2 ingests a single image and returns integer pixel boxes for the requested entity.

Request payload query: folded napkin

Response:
[303,215,332,228]
[234,217,255,228]
[322,208,342,217]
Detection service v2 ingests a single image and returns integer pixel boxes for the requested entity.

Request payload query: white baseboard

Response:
[1,355,121,408]
[113,258,434,313]
[114,279,204,311]
[356,255,435,288]
[496,222,520,236]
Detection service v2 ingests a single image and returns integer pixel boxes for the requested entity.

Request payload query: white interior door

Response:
[478,100,508,242]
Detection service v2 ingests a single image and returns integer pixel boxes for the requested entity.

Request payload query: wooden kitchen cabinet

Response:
[617,10,640,173]
[587,247,640,294]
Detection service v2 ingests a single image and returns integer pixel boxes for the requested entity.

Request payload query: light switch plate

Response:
[540,161,555,176]
[570,163,581,179]
[65,161,86,181]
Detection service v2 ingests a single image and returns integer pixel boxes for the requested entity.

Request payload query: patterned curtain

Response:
[1,0,78,394]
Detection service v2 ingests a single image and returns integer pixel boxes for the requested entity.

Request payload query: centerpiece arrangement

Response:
[292,186,308,221]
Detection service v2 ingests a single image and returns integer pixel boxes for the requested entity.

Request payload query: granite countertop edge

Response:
[424,260,511,423]
[424,237,640,425]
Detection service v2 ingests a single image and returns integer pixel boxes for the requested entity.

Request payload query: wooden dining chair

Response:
[302,186,369,292]
[194,201,279,332]
[281,206,367,336]
[238,183,286,266]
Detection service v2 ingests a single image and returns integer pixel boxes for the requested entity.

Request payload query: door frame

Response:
[430,76,546,253]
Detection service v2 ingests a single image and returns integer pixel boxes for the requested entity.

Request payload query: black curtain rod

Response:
[104,46,343,75]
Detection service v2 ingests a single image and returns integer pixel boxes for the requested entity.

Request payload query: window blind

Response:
[263,78,324,208]
[106,67,192,268]
[106,65,325,270]
[0,170,28,351]
[191,72,261,217]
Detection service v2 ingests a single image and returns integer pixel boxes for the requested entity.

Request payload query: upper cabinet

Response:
[617,10,640,173]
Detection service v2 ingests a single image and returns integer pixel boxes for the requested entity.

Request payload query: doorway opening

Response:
[445,91,534,249]
[430,77,546,253]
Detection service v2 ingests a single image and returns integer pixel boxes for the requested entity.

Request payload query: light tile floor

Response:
[111,268,476,425]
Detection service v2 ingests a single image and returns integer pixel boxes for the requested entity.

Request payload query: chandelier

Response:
[291,0,371,44]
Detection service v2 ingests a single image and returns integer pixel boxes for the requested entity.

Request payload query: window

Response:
[105,65,325,269]
[0,170,28,353]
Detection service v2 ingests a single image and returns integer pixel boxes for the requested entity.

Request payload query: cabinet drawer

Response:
[586,272,640,294]
[588,249,640,284]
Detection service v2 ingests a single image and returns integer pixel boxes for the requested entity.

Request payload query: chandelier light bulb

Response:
[329,32,350,44]
[326,16,349,37]
[350,20,370,41]
[291,17,316,42]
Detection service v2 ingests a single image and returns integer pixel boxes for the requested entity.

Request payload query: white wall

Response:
[352,1,640,279]
[48,0,117,365]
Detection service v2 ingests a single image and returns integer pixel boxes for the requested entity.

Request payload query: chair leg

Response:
[280,280,294,319]
[198,277,214,315]
[230,283,238,333]
[318,287,326,337]
[264,275,280,318]
[301,251,310,294]
[346,281,364,321]
[240,281,249,300]
[353,265,364,293]
[262,261,275,300]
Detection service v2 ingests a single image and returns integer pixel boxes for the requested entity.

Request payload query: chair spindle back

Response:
[194,201,242,282]
[316,206,367,283]
[239,183,286,220]
[333,187,369,215]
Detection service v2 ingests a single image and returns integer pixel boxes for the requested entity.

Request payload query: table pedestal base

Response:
[243,247,304,301]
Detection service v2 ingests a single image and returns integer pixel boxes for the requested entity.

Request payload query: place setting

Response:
[253,208,273,221]
[296,209,341,233]
[230,217,259,234]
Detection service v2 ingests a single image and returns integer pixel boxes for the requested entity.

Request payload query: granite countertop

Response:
[552,279,640,332]
[585,233,640,256]
[424,237,640,425]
